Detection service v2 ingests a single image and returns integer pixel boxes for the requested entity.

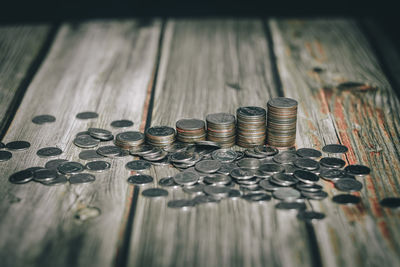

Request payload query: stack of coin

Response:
[206,113,236,148]
[236,106,266,147]
[145,126,176,147]
[266,97,298,148]
[176,119,206,143]
[115,131,145,149]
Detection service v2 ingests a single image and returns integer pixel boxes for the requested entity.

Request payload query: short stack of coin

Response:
[206,113,236,148]
[176,119,206,143]
[115,131,145,149]
[236,106,266,147]
[145,126,176,147]
[266,97,298,148]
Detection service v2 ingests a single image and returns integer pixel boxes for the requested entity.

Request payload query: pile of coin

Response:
[114,131,145,150]
[176,119,206,143]
[236,106,266,147]
[206,113,236,148]
[266,97,298,148]
[145,126,176,147]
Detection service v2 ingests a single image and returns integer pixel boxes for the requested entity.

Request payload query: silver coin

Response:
[130,144,154,156]
[70,173,96,184]
[127,174,154,185]
[0,150,12,161]
[322,144,348,154]
[88,128,113,141]
[273,188,301,201]
[146,126,175,136]
[176,119,205,130]
[276,202,306,210]
[193,195,220,204]
[58,161,84,174]
[282,164,298,175]
[344,164,371,176]
[142,188,168,198]
[228,189,242,198]
[158,176,180,188]
[33,168,58,182]
[237,106,266,117]
[76,131,90,136]
[235,151,245,160]
[332,194,361,204]
[206,113,235,125]
[25,166,45,173]
[40,175,68,186]
[32,114,56,124]
[163,142,189,153]
[9,169,34,184]
[203,185,231,198]
[143,151,168,162]
[111,119,134,128]
[335,178,363,192]
[183,183,205,195]
[302,190,328,200]
[237,158,260,169]
[126,160,151,171]
[380,197,400,208]
[36,147,62,158]
[242,192,271,202]
[195,160,221,173]
[79,150,104,160]
[217,162,237,175]
[297,211,325,221]
[150,156,171,166]
[85,161,111,172]
[6,141,30,151]
[319,169,353,182]
[273,151,297,164]
[296,148,322,158]
[173,171,199,186]
[237,176,260,185]
[268,97,298,108]
[167,199,196,209]
[230,168,255,180]
[294,158,319,170]
[320,157,346,168]
[211,149,237,162]
[293,170,319,184]
[76,111,98,119]
[297,183,323,192]
[44,159,68,170]
[117,131,144,142]
[259,163,285,174]
[254,169,272,178]
[0,142,5,149]
[203,174,232,185]
[170,151,194,163]
[97,146,122,157]
[254,145,279,157]
[74,135,100,148]
[271,173,298,186]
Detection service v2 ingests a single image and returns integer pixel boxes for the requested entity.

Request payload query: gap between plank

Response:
[0,23,60,141]
[114,19,166,267]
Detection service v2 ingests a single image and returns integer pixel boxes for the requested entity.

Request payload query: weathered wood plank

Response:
[0,25,52,137]
[128,19,313,267]
[0,20,161,267]
[270,19,400,267]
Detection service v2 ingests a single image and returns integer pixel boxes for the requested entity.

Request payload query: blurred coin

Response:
[293,170,319,184]
[237,158,260,169]
[0,142,5,149]
[33,168,58,182]
[297,211,325,221]
[302,190,328,200]
[259,179,283,191]
[79,150,104,160]
[203,185,231,198]
[254,145,279,156]
[167,199,196,209]
[111,119,134,128]
[183,183,205,195]
[45,159,68,170]
[76,111,98,119]
[259,163,285,174]
[6,141,30,151]
[36,147,62,158]
[9,169,34,184]
[74,135,100,148]
[211,149,237,162]
[273,151,297,164]
[271,173,298,186]
[40,175,68,186]
[203,174,231,185]
[380,197,400,208]
[195,160,221,173]
[242,192,271,202]
[296,148,322,158]
[88,128,113,141]
[228,189,242,198]
[174,171,199,185]
[230,168,255,180]
[344,164,371,176]
[294,158,319,170]
[97,145,122,157]
[58,161,84,174]
[70,173,96,184]
[319,169,352,182]
[332,194,361,204]
[126,160,151,171]
[335,178,363,192]
[158,176,180,188]
[85,161,111,172]
[217,162,237,175]
[0,150,12,161]
[276,202,306,210]
[296,183,323,192]
[32,114,56,124]
[322,144,348,154]
[127,174,154,185]
[142,188,168,198]
[273,188,301,201]
[320,157,346,169]
[193,195,220,205]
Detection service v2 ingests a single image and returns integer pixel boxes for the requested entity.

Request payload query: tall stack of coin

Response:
[145,126,176,147]
[115,131,145,149]
[236,106,266,147]
[206,113,236,148]
[266,97,298,148]
[176,119,206,143]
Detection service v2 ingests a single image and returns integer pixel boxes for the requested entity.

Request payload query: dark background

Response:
[0,0,398,46]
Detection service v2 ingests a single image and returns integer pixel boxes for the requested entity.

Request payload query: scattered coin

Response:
[259,163,285,174]
[127,174,154,185]
[70,173,96,184]
[158,176,181,188]
[294,158,319,170]
[228,189,242,198]
[271,173,298,186]
[206,113,236,148]
[88,128,114,141]
[145,126,176,147]
[36,147,62,158]
[125,160,151,171]
[79,150,104,160]
[0,150,12,162]
[142,188,168,198]
[40,175,68,186]
[203,174,232,185]
[0,142,5,149]
[195,160,221,173]
[193,195,220,204]
[302,190,328,200]
[297,183,323,192]
[242,192,271,202]
[96,146,122,157]
[259,179,282,191]
[296,148,322,158]
[176,118,206,143]
[320,169,353,182]
[33,168,58,182]
[9,169,34,184]
[332,194,361,204]
[217,162,237,175]
[230,168,255,180]
[6,141,30,151]
[58,161,84,174]
[273,188,301,201]
[111,119,134,128]
[74,135,100,148]
[44,159,68,170]
[276,202,307,210]
[322,144,348,154]
[76,111,98,120]
[273,151,297,164]
[203,185,231,198]
[335,178,363,192]
[236,106,266,147]
[167,199,196,209]
[320,157,346,169]
[297,211,326,221]
[85,161,111,172]
[380,197,400,208]
[173,171,199,186]
[183,183,205,195]
[344,164,371,176]
[237,158,260,169]
[293,170,319,184]
[211,149,237,162]
[32,114,56,124]
[116,131,145,149]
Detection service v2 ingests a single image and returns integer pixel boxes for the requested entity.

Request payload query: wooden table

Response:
[0,18,399,267]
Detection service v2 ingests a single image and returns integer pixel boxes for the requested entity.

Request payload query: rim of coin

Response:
[85,161,111,172]
[319,157,346,169]
[173,171,199,186]
[322,144,348,154]
[9,169,34,184]
[74,135,100,148]
[335,178,363,192]
[242,192,272,202]
[58,161,84,174]
[230,168,255,180]
[36,147,63,158]
[296,148,322,158]
[0,150,12,161]
[344,164,371,176]
[33,168,58,182]
[293,170,319,184]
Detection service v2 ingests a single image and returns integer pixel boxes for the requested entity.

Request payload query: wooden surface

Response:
[0,18,400,267]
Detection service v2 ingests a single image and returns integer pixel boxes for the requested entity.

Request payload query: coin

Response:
[0,150,12,162]
[111,119,134,128]
[36,147,62,158]
[85,161,111,172]
[9,169,34,184]
[32,114,56,124]
[211,149,237,162]
[203,174,232,185]
[183,183,205,195]
[6,141,30,151]
[173,171,199,185]
[259,179,283,191]
[236,106,266,147]
[76,111,98,119]
[44,159,66,170]
[73,135,100,148]
[40,175,68,186]
[273,151,297,164]
[230,168,255,180]
[70,173,96,184]
[96,145,122,157]
[273,188,301,201]
[145,126,176,147]
[320,157,346,169]
[380,197,400,208]
[0,142,5,149]
[344,164,371,176]
[293,170,319,184]
[79,150,104,160]
[58,161,84,174]
[203,185,231,198]
[176,119,206,143]
[126,160,151,171]
[158,176,181,188]
[170,151,194,163]
[335,178,363,192]
[271,173,298,186]
[276,202,306,210]
[322,144,348,154]
[115,131,145,149]
[296,148,322,158]
[254,145,279,156]
[237,158,260,170]
[296,183,323,192]
[167,199,196,209]
[259,163,285,174]
[294,158,319,170]
[193,195,220,204]
[319,169,353,182]
[142,188,168,198]
[217,162,237,175]
[206,113,236,148]
[88,128,113,141]
[332,194,361,204]
[127,174,154,185]
[302,190,328,200]
[195,160,221,173]
[297,211,325,221]
[228,189,242,198]
[242,192,271,202]
[33,168,58,182]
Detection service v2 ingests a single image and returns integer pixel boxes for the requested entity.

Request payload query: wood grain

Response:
[127,19,313,267]
[0,25,51,136]
[0,20,161,267]
[270,19,400,267]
